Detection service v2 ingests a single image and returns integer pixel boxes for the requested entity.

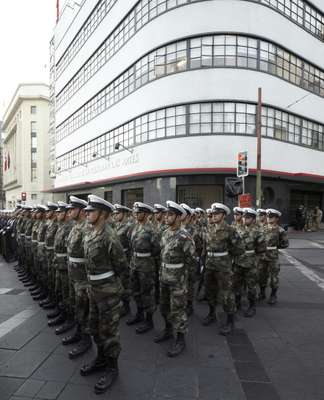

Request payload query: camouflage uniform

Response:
[23,216,34,278]
[129,222,160,315]
[31,219,40,283]
[160,227,196,334]
[234,225,266,305]
[204,221,244,314]
[44,219,59,301]
[37,219,48,292]
[84,223,128,359]
[259,224,289,293]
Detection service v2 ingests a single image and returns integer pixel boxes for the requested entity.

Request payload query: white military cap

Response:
[257,208,267,215]
[206,208,212,215]
[153,204,167,213]
[47,201,58,210]
[233,207,244,214]
[195,207,205,214]
[211,202,231,216]
[133,202,154,213]
[37,204,48,213]
[85,195,114,212]
[266,208,282,217]
[243,208,257,217]
[69,196,88,209]
[180,203,193,216]
[166,201,186,216]
[114,204,132,213]
[57,201,69,212]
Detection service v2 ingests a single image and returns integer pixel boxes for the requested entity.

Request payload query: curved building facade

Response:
[52,0,324,221]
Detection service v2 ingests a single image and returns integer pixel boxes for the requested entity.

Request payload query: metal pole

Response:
[242,176,245,195]
[256,87,262,208]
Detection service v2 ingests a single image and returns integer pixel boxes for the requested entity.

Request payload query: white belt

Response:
[245,250,255,254]
[56,253,67,258]
[162,263,184,269]
[89,271,114,281]
[267,246,277,250]
[69,257,86,263]
[25,236,32,239]
[134,252,151,257]
[123,248,128,252]
[38,242,45,245]
[32,240,38,243]
[21,234,25,237]
[46,246,54,250]
[207,251,228,257]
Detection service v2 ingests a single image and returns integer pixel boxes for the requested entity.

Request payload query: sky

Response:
[0,0,57,119]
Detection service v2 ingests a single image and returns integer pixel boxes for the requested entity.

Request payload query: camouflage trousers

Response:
[259,259,280,290]
[46,251,56,299]
[55,265,70,311]
[68,262,89,333]
[121,264,131,304]
[88,282,122,358]
[130,268,156,314]
[160,278,188,334]
[234,265,258,301]
[187,262,197,304]
[204,268,236,314]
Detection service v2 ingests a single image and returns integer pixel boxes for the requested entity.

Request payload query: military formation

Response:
[0,197,289,395]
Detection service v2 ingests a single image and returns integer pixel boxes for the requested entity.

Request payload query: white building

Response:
[52,0,324,222]
[2,83,54,208]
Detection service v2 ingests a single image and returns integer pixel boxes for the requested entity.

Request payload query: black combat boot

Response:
[69,334,92,359]
[48,310,66,327]
[219,313,234,336]
[167,333,186,357]
[235,294,242,311]
[135,312,154,334]
[202,304,217,326]
[42,300,57,310]
[268,288,278,305]
[154,318,173,343]
[55,314,75,335]
[186,301,194,317]
[120,300,130,318]
[94,357,119,394]
[62,324,82,345]
[258,287,266,301]
[80,345,107,376]
[244,299,256,318]
[126,308,144,325]
[33,292,47,301]
[39,297,51,306]
[47,308,61,319]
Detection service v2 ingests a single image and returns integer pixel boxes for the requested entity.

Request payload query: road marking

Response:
[0,307,38,339]
[310,241,324,249]
[282,250,324,291]
[0,288,14,294]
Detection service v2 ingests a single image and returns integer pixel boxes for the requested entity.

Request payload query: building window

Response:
[31,106,37,114]
[104,191,113,202]
[31,194,37,200]
[31,121,36,133]
[31,131,37,181]
[177,185,223,210]
[121,188,143,208]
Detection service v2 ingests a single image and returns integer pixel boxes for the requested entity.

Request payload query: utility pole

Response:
[256,88,262,208]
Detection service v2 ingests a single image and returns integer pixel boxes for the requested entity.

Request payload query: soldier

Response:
[79,195,128,395]
[202,203,244,335]
[113,203,134,317]
[232,207,245,237]
[23,206,36,288]
[155,201,196,357]
[259,209,289,305]
[233,208,266,317]
[61,196,92,359]
[256,209,267,228]
[29,207,43,297]
[126,202,160,334]
[51,201,75,335]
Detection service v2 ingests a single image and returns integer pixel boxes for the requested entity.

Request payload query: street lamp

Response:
[115,142,133,154]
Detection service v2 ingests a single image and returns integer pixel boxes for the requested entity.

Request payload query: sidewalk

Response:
[0,231,324,399]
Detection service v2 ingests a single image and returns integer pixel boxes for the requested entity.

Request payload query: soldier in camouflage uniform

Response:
[61,196,92,359]
[259,209,289,305]
[29,208,43,297]
[233,208,266,317]
[256,209,267,301]
[232,207,245,237]
[50,201,75,335]
[126,202,160,334]
[20,206,34,285]
[202,203,245,335]
[16,206,29,281]
[155,201,196,357]
[113,204,134,317]
[79,195,128,395]
[42,202,59,316]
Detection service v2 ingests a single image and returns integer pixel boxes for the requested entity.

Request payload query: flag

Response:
[3,153,7,171]
[56,0,60,23]
[7,152,10,169]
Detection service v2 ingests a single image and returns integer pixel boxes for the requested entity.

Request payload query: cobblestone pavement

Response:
[0,230,324,399]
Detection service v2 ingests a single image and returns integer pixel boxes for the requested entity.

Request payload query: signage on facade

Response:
[239,193,252,208]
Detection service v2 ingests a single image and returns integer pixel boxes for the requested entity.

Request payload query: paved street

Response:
[0,229,324,400]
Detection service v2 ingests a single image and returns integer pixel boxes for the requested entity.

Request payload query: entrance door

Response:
[289,190,322,221]
[177,185,223,209]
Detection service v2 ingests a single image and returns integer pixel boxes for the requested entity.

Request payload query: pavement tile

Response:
[14,378,45,397]
[22,332,61,354]
[35,381,66,399]
[153,367,198,398]
[0,350,49,378]
[0,349,17,366]
[235,361,270,383]
[31,354,78,382]
[242,382,280,400]
[0,376,25,400]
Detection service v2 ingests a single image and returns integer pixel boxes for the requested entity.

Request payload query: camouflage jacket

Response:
[24,219,34,248]
[31,220,40,253]
[45,219,58,248]
[232,221,245,238]
[204,221,245,271]
[115,220,134,257]
[264,224,289,260]
[54,220,74,269]
[236,224,266,268]
[160,227,196,286]
[130,222,160,271]
[84,223,128,285]
[37,220,48,259]
[67,220,90,259]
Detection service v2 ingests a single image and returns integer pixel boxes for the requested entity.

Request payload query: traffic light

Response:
[237,151,248,177]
